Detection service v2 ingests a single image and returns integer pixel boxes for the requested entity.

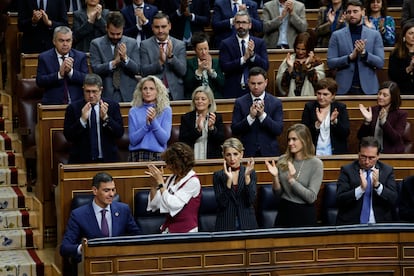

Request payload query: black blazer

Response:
[301,101,350,154]
[17,0,68,53]
[179,110,225,159]
[213,166,258,231]
[63,98,124,163]
[336,160,398,225]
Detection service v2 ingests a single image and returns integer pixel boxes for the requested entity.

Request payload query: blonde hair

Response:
[278,124,315,171]
[131,76,170,115]
[221,137,244,155]
[190,86,217,113]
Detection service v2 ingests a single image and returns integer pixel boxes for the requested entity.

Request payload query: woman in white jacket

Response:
[276,32,325,97]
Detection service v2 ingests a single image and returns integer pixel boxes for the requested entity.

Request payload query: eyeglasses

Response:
[359,154,377,161]
[234,21,250,25]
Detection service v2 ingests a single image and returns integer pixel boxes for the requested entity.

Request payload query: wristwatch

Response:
[157,183,163,190]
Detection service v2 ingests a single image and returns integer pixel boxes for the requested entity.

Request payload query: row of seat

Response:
[71,177,409,235]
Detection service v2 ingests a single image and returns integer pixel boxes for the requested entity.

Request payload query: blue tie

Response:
[360,169,372,224]
[233,2,238,16]
[90,105,99,160]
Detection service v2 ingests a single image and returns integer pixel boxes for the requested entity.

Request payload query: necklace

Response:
[295,160,305,180]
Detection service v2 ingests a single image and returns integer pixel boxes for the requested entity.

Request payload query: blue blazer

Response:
[17,0,68,53]
[336,160,398,225]
[121,3,158,41]
[36,48,88,104]
[327,25,384,95]
[231,92,283,157]
[63,98,124,163]
[212,0,263,48]
[219,35,269,98]
[60,201,141,262]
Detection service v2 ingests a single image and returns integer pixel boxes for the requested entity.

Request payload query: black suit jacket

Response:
[17,0,68,53]
[213,166,258,231]
[336,160,398,225]
[63,98,124,163]
[121,3,158,41]
[301,101,350,154]
[231,92,283,157]
[179,110,225,159]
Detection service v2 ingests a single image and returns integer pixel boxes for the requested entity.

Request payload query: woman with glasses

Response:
[358,81,408,153]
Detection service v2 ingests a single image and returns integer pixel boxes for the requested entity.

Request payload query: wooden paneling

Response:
[81,226,414,275]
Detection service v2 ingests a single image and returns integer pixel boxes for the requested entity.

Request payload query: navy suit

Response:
[63,98,124,163]
[231,92,283,157]
[336,160,398,225]
[121,3,158,42]
[36,48,88,104]
[212,0,263,48]
[60,201,141,262]
[219,35,269,98]
[301,101,350,154]
[17,0,68,53]
[327,25,384,95]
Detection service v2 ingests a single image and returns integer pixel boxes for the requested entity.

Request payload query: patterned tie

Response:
[233,2,238,16]
[101,209,109,237]
[112,45,121,90]
[60,56,69,104]
[159,42,169,90]
[89,105,99,160]
[241,40,248,86]
[360,169,372,224]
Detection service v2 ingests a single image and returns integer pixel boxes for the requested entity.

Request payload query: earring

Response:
[403,37,406,42]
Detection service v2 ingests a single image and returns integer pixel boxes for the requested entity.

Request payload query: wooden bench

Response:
[82,224,414,275]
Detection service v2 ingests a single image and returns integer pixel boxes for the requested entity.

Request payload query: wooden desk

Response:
[82,224,414,275]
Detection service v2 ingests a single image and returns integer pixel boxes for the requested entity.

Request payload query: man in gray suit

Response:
[140,12,187,100]
[262,0,307,49]
[90,11,141,102]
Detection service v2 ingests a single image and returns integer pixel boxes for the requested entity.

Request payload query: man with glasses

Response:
[63,73,124,164]
[336,136,398,225]
[219,10,268,98]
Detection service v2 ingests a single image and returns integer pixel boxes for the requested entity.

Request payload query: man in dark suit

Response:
[336,136,398,225]
[121,0,158,45]
[211,0,262,48]
[60,172,141,263]
[219,10,268,98]
[140,12,187,100]
[90,11,141,102]
[17,0,68,53]
[231,66,283,157]
[36,26,88,105]
[63,73,124,164]
[401,0,414,27]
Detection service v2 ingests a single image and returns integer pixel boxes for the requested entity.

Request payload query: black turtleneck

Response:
[349,23,363,45]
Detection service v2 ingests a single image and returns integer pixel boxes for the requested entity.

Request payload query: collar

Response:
[156,37,170,44]
[237,35,250,44]
[250,93,265,102]
[92,199,111,215]
[231,0,242,5]
[55,49,69,59]
[133,3,144,9]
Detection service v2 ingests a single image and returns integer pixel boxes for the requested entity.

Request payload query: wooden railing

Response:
[82,224,414,275]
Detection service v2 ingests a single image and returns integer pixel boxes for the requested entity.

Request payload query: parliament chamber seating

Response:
[133,190,165,235]
[256,184,280,228]
[322,182,338,226]
[198,187,218,232]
